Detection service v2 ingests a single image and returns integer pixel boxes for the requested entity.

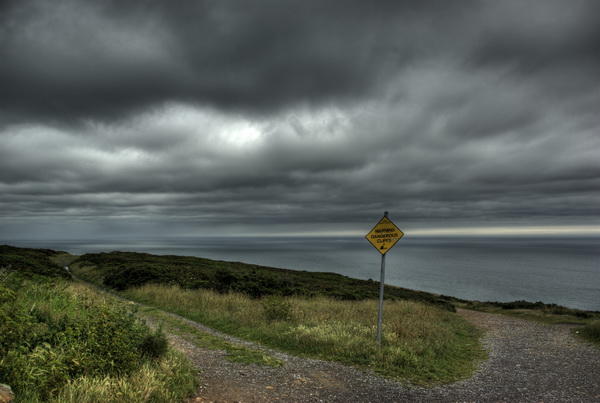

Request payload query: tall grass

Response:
[125,284,484,385]
[578,320,600,347]
[0,280,197,402]
[55,350,197,403]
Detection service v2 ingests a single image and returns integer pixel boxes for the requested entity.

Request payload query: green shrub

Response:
[262,297,292,321]
[139,327,169,360]
[0,285,15,304]
[55,349,197,403]
[104,266,163,291]
[580,320,600,342]
[0,281,171,400]
[214,268,238,293]
[0,245,70,279]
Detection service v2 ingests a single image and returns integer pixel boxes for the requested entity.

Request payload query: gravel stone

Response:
[150,308,600,402]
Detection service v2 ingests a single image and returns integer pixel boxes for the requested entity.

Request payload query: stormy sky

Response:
[1,0,599,239]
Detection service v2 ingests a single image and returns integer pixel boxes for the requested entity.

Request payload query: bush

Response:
[104,266,163,291]
[0,285,15,304]
[0,281,171,400]
[580,320,600,342]
[139,327,169,360]
[262,297,292,321]
[0,245,70,279]
[214,268,238,293]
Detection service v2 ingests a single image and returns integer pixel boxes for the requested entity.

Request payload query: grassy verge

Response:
[0,263,197,402]
[138,306,284,367]
[54,349,196,403]
[576,320,600,348]
[458,300,599,324]
[123,284,485,386]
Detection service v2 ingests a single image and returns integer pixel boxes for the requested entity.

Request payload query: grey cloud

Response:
[2,0,597,125]
[0,0,479,123]
[1,0,599,239]
[2,93,597,218]
[472,1,600,72]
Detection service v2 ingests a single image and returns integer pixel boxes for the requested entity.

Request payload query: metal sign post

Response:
[365,211,404,344]
[377,248,386,344]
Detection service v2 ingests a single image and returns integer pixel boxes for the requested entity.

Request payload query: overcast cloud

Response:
[1,0,599,239]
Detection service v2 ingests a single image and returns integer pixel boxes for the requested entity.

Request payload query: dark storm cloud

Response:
[1,0,598,123]
[471,1,600,73]
[0,0,463,122]
[1,0,599,238]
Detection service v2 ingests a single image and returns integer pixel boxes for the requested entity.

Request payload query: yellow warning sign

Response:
[365,215,404,255]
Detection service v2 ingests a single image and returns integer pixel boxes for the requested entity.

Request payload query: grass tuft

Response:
[55,349,196,402]
[577,320,600,347]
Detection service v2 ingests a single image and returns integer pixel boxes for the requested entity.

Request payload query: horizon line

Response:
[2,225,599,241]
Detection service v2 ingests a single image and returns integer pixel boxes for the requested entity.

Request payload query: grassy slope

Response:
[70,250,458,310]
[69,250,600,351]
[4,245,599,389]
[70,251,486,385]
[124,284,485,385]
[0,246,197,402]
[70,250,600,320]
[0,244,71,279]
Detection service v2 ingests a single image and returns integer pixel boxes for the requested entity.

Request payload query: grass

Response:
[575,320,600,348]
[124,284,485,385]
[67,247,600,383]
[458,300,599,324]
[5,244,599,394]
[70,250,458,309]
[138,306,284,368]
[53,349,197,403]
[0,258,198,402]
[0,245,70,279]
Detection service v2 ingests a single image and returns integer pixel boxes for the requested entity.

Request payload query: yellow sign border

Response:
[365,216,404,255]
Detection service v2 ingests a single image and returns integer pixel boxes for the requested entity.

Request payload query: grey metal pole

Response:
[377,252,386,344]
[376,211,388,344]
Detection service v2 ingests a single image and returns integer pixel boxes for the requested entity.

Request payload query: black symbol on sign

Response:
[380,245,387,250]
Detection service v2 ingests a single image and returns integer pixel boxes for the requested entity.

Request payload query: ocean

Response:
[5,236,599,311]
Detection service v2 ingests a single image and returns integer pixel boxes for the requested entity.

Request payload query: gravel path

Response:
[148,308,600,403]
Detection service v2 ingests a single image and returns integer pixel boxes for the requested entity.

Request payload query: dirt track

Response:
[147,308,600,403]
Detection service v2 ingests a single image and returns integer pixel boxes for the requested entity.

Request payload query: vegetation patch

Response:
[458,300,600,325]
[139,306,284,368]
[577,320,600,348]
[70,250,458,310]
[124,284,485,385]
[5,244,598,397]
[0,246,198,402]
[0,245,70,280]
[53,349,196,403]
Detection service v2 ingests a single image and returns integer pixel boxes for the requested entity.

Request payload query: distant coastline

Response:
[3,235,599,311]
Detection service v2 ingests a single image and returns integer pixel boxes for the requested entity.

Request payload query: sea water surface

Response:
[5,236,599,311]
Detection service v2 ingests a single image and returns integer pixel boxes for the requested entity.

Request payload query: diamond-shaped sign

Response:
[365,215,404,254]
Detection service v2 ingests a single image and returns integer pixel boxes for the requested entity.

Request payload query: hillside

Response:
[70,250,459,309]
[0,244,71,279]
[0,245,197,402]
